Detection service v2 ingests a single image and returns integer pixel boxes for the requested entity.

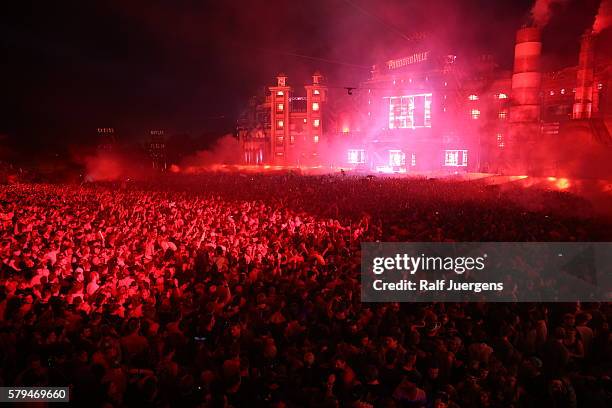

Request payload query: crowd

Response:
[0,174,610,407]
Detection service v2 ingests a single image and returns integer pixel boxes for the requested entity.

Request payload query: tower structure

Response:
[304,71,327,163]
[269,73,290,164]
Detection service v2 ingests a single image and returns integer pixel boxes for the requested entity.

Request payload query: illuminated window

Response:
[549,90,555,96]
[277,103,284,111]
[445,150,458,166]
[444,150,468,166]
[313,89,320,95]
[389,150,405,167]
[411,153,416,166]
[303,118,307,123]
[424,97,432,126]
[497,133,505,149]
[497,93,508,99]
[313,119,320,127]
[348,149,366,164]
[598,83,603,90]
[471,109,480,119]
[312,102,320,111]
[277,120,284,128]
[313,135,319,144]
[560,89,566,95]
[468,94,479,101]
[290,135,295,144]
[498,110,507,120]
[388,94,432,129]
[277,136,284,143]
[277,91,284,96]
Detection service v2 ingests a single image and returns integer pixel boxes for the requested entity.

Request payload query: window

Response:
[471,109,480,119]
[468,94,479,101]
[497,93,508,99]
[560,89,566,95]
[277,120,284,128]
[444,150,468,166]
[277,136,284,143]
[313,135,319,143]
[312,102,320,111]
[445,150,458,166]
[549,90,555,96]
[303,118,307,123]
[424,97,432,125]
[411,153,416,166]
[389,150,405,166]
[497,133,505,148]
[598,83,603,90]
[347,149,366,164]
[313,89,320,95]
[313,119,320,127]
[498,110,507,120]
[277,91,284,96]
[388,93,432,129]
[290,135,295,144]
[277,103,284,111]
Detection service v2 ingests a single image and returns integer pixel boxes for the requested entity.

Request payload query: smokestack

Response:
[510,27,542,124]
[573,31,595,119]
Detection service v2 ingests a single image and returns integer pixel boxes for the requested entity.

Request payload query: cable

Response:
[250,46,371,70]
[341,0,421,43]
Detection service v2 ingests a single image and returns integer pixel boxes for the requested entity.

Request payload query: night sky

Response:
[0,0,602,162]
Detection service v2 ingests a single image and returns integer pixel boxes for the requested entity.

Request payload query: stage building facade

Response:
[237,72,327,166]
[238,27,612,176]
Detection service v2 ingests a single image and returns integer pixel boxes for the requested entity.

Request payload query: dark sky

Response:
[0,0,601,159]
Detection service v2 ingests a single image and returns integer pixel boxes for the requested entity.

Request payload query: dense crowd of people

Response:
[0,174,610,407]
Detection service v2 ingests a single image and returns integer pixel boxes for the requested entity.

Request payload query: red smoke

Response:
[78,150,148,181]
[180,134,241,171]
[593,0,612,33]
[82,152,124,181]
[530,0,568,27]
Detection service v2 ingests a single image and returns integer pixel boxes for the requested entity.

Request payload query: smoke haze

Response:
[180,134,241,170]
[593,0,612,33]
[531,0,569,27]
